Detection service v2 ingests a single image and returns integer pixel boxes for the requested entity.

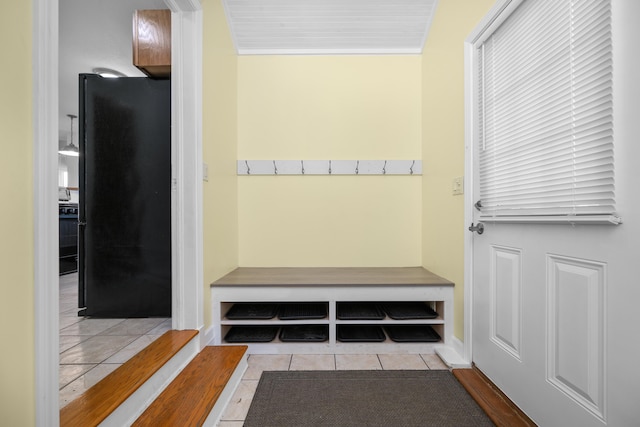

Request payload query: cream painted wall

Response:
[421,0,495,340]
[237,56,422,266]
[202,0,239,326]
[239,177,422,267]
[0,2,35,425]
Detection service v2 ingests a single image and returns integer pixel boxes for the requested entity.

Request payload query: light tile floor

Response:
[217,352,448,426]
[59,273,171,408]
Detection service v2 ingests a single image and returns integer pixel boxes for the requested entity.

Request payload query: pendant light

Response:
[58,114,79,157]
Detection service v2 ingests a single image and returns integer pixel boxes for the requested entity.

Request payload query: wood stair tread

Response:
[132,345,247,426]
[60,329,198,427]
[453,366,537,427]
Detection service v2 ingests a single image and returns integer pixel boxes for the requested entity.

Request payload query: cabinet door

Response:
[133,9,171,78]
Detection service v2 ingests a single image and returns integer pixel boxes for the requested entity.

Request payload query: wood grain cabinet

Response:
[133,9,171,78]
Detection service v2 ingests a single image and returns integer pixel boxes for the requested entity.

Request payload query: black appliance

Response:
[59,203,78,275]
[78,74,171,318]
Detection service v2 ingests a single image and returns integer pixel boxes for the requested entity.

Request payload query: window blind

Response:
[477,0,615,221]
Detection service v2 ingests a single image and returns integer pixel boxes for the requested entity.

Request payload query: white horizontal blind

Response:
[478,0,614,220]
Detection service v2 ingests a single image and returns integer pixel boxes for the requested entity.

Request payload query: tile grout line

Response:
[419,353,431,370]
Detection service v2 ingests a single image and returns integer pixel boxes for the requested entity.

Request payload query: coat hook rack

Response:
[237,160,422,176]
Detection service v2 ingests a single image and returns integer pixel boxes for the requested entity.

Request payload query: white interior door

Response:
[466,1,640,426]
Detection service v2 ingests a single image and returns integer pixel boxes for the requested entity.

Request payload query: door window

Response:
[476,0,617,224]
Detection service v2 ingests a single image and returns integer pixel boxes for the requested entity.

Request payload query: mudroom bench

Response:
[211,267,455,355]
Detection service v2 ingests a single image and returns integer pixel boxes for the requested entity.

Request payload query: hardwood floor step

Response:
[132,345,248,426]
[453,366,537,427]
[60,329,198,427]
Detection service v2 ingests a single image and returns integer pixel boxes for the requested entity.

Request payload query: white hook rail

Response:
[237,160,422,176]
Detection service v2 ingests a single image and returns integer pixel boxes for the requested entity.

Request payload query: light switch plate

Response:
[452,176,463,195]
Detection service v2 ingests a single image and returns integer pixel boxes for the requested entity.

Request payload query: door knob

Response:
[468,222,484,234]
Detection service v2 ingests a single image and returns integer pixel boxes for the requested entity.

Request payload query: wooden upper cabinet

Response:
[133,9,171,78]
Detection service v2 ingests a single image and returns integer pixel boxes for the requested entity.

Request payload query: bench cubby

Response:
[211,267,454,354]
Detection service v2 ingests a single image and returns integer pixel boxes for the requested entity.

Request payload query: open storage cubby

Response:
[211,268,454,354]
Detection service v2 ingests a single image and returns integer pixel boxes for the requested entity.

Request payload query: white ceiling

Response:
[223,0,439,55]
[59,0,439,141]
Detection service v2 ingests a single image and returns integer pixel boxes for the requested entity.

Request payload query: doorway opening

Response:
[35,0,204,421]
[57,0,172,408]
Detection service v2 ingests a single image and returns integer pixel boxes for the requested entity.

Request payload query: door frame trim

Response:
[33,0,60,423]
[463,0,523,365]
[165,1,204,335]
[33,0,203,424]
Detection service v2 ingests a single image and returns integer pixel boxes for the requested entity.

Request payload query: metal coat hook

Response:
[355,160,360,175]
[382,160,387,175]
[273,160,278,175]
[301,160,305,175]
[245,160,251,175]
[328,160,332,175]
[410,160,415,175]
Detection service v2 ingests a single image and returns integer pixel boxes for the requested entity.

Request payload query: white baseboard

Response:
[436,337,471,369]
[451,336,466,359]
[200,325,215,349]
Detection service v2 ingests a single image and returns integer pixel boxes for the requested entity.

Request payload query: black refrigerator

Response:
[78,74,171,318]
